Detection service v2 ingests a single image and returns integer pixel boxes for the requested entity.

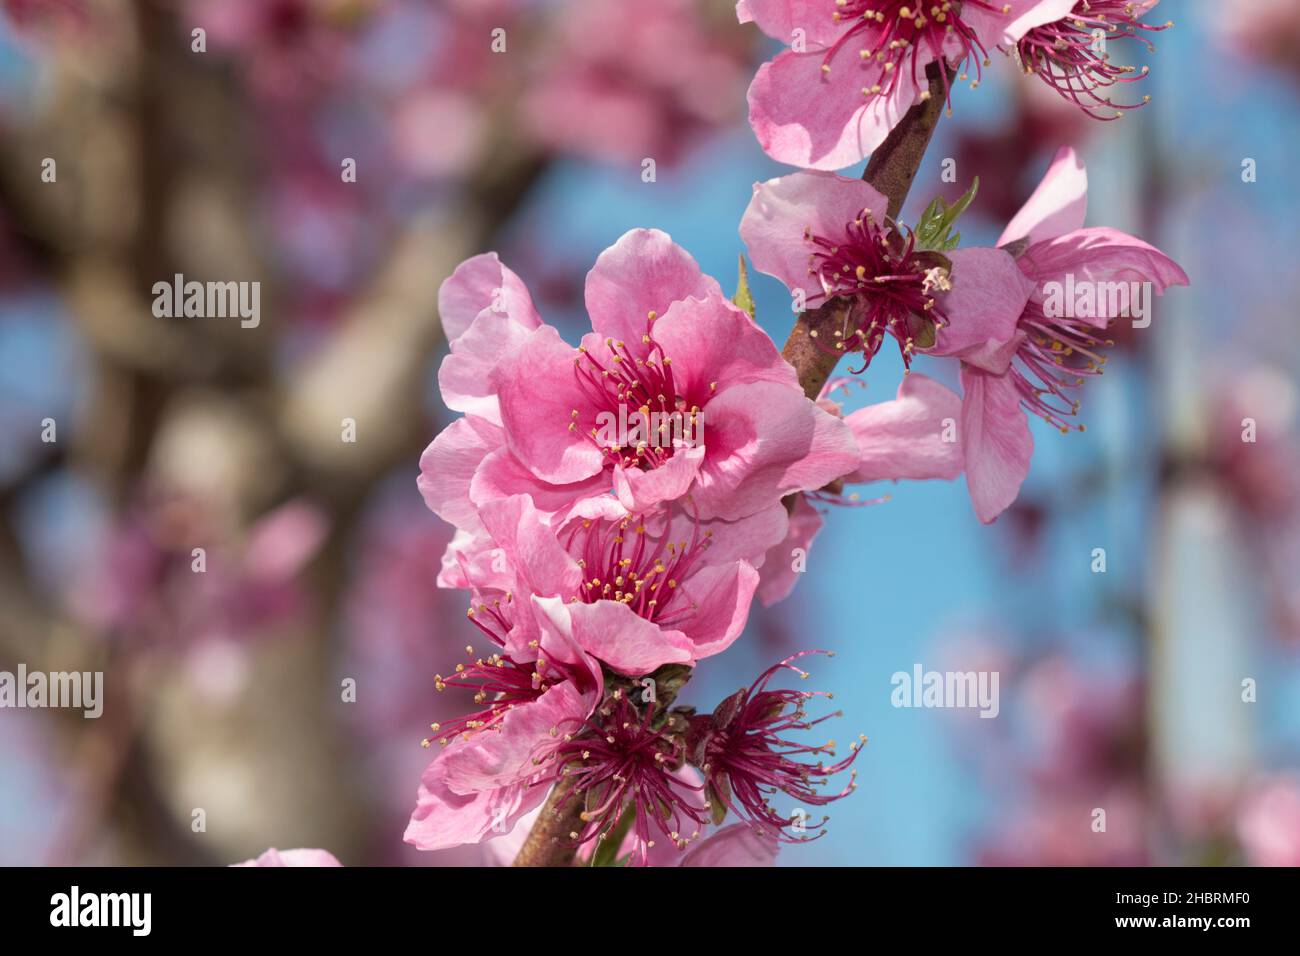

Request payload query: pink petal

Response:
[480,805,537,867]
[440,679,595,794]
[418,416,502,533]
[672,559,761,661]
[584,229,722,348]
[529,595,607,693]
[437,529,509,591]
[736,0,842,49]
[469,447,611,524]
[960,365,1033,524]
[439,307,544,423]
[998,0,1086,43]
[930,246,1035,374]
[741,171,888,302]
[693,380,861,521]
[842,372,963,483]
[539,597,695,676]
[478,495,583,598]
[613,445,705,513]
[404,759,549,852]
[1019,226,1190,325]
[678,501,789,570]
[969,0,1076,47]
[680,823,779,866]
[438,253,540,343]
[652,294,801,399]
[232,847,343,867]
[491,325,606,485]
[756,493,822,607]
[997,145,1088,248]
[747,48,919,171]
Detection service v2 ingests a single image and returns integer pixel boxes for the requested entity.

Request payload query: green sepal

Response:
[915,177,979,252]
[733,254,757,320]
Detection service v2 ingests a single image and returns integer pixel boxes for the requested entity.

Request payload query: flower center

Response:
[1015,1,1171,116]
[695,651,864,840]
[572,311,705,471]
[550,693,706,861]
[805,209,950,372]
[562,511,711,627]
[822,1,1009,108]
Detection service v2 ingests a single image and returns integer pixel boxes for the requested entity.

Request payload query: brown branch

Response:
[781,62,950,401]
[510,777,586,868]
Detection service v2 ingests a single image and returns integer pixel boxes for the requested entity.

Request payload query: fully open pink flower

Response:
[740,170,1033,375]
[928,146,1187,522]
[738,0,1058,170]
[423,229,859,530]
[445,493,788,671]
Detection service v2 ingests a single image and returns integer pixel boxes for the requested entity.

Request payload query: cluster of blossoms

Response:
[402,1,1185,868]
[741,145,1186,523]
[739,0,1173,169]
[403,229,967,864]
[406,156,1184,864]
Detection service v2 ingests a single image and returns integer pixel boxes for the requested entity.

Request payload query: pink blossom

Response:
[1237,774,1300,867]
[838,373,964,484]
[738,0,1059,170]
[740,170,1032,375]
[447,493,787,670]
[931,146,1187,522]
[422,229,860,530]
[233,847,343,867]
[403,597,605,852]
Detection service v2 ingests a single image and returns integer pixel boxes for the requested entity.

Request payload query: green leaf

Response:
[915,177,979,252]
[733,254,756,320]
[589,804,637,868]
